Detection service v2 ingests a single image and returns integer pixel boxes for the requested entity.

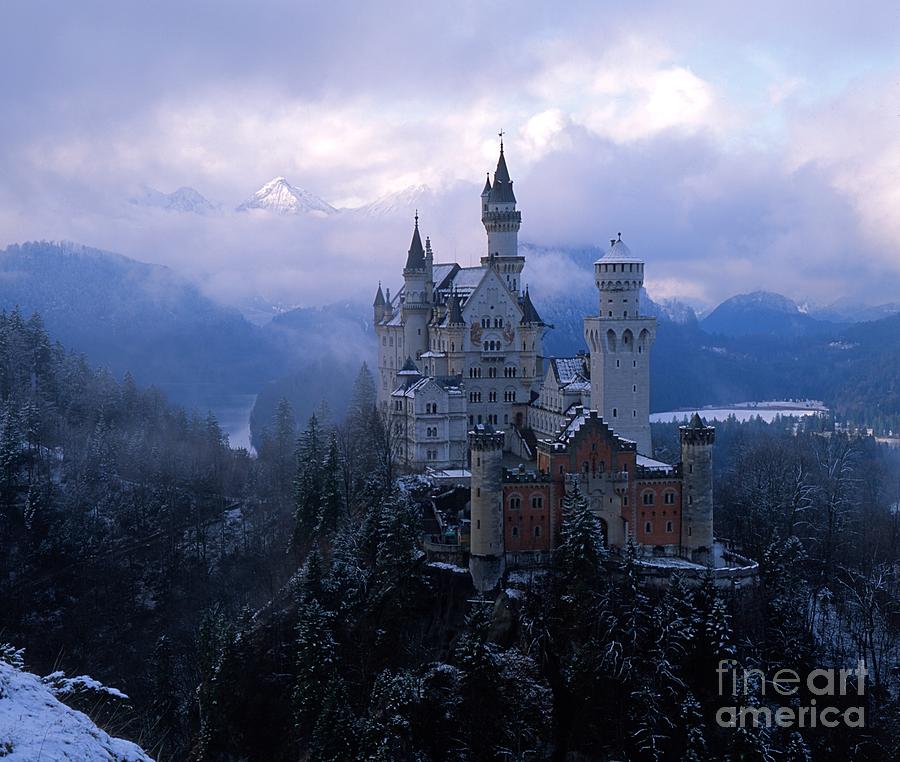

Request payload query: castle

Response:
[374,140,719,591]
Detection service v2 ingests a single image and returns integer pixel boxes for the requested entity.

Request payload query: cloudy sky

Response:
[2,1,900,310]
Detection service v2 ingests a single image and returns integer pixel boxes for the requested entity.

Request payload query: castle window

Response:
[509,496,521,510]
[534,526,542,537]
[489,391,497,402]
[532,496,544,509]
[633,360,637,367]
[644,521,652,534]
[469,415,474,425]
[512,526,519,537]
[633,410,637,417]
[616,360,620,368]
[664,492,676,505]
[382,337,386,345]
[666,521,674,533]
[476,488,480,497]
[484,341,489,351]
[642,491,655,506]
[633,385,637,392]
[608,311,613,317]
[689,464,693,474]
[613,408,618,417]
[623,495,628,506]
[477,520,481,528]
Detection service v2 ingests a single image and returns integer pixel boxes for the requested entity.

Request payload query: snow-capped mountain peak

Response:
[237,177,337,217]
[131,184,218,214]
[349,184,433,217]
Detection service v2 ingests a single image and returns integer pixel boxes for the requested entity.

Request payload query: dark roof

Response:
[447,293,464,324]
[520,287,544,325]
[688,412,705,429]
[482,173,492,195]
[373,282,385,307]
[488,146,516,204]
[399,356,420,375]
[404,216,426,270]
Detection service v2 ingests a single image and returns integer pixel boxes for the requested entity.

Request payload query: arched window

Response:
[644,521,652,534]
[512,526,519,537]
[642,491,655,506]
[534,525,542,537]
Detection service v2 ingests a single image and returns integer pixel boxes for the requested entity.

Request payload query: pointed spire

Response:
[404,212,426,270]
[482,172,492,195]
[688,412,704,429]
[520,286,543,325]
[489,138,516,204]
[373,281,385,307]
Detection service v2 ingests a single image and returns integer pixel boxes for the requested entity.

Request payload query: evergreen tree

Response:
[293,599,337,735]
[557,483,606,586]
[292,415,323,549]
[318,432,343,535]
[308,677,356,762]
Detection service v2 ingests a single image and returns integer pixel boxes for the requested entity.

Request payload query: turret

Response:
[679,413,715,563]
[402,213,430,365]
[373,281,386,324]
[468,425,505,593]
[481,135,524,293]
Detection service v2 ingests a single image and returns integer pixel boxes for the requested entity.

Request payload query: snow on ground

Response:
[426,561,468,574]
[634,557,705,569]
[0,660,152,761]
[651,400,828,424]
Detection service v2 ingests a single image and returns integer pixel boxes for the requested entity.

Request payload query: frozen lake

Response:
[154,384,257,451]
[651,401,828,424]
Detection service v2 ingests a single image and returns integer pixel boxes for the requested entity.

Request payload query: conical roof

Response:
[482,173,492,195]
[399,356,420,375]
[520,287,544,325]
[373,282,385,307]
[488,145,516,204]
[688,412,704,429]
[404,215,426,270]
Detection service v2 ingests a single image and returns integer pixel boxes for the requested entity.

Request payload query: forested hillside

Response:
[0,309,898,760]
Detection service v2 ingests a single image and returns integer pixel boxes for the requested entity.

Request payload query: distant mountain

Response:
[701,291,831,338]
[349,184,434,217]
[131,184,219,214]
[237,177,337,216]
[0,242,285,404]
[810,297,900,324]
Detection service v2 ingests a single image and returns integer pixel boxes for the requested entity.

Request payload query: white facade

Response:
[530,356,592,443]
[374,145,547,470]
[583,235,656,454]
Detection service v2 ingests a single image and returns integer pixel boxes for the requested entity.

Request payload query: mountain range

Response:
[129,178,434,219]
[2,240,899,445]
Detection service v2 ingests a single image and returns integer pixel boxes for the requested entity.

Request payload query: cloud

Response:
[1,1,900,311]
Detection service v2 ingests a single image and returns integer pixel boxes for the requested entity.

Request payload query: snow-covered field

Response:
[0,660,152,761]
[651,400,828,424]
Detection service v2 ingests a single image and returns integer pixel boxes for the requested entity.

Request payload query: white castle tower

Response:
[481,135,524,293]
[401,213,432,370]
[583,234,656,454]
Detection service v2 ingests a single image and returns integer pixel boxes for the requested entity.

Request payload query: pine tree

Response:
[318,432,343,536]
[557,483,606,585]
[293,415,323,549]
[308,677,356,762]
[271,397,296,503]
[293,599,337,735]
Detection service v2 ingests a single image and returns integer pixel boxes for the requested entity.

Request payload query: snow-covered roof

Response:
[595,235,642,264]
[636,454,673,472]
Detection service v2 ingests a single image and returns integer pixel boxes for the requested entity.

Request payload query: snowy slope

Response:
[348,184,433,217]
[236,177,337,216]
[0,660,152,761]
[131,185,218,214]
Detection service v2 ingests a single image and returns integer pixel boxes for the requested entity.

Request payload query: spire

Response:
[688,412,704,429]
[482,172,492,195]
[404,212,426,270]
[520,286,543,325]
[488,138,516,204]
[373,281,385,307]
